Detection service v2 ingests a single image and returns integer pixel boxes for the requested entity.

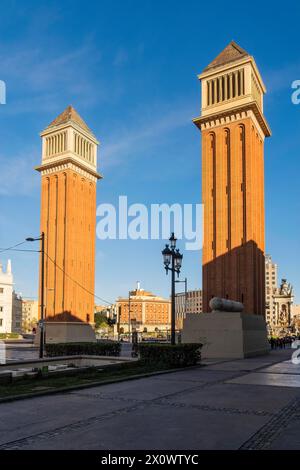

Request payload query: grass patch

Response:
[0,361,175,400]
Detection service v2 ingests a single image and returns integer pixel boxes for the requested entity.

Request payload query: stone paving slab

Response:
[3,403,269,450]
[204,359,276,372]
[151,368,237,383]
[0,393,130,446]
[159,382,300,414]
[260,361,300,375]
[269,419,300,450]
[228,372,300,388]
[68,376,201,401]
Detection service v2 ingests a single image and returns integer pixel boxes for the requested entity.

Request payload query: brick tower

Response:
[36,106,101,342]
[193,41,271,315]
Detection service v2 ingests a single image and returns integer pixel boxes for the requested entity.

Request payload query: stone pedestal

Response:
[182,312,270,359]
[34,322,96,345]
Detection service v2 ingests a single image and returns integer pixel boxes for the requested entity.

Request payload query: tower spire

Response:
[44,105,94,136]
[203,41,249,72]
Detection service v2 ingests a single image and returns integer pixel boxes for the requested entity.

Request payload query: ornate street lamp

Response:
[162,244,172,271]
[161,233,183,345]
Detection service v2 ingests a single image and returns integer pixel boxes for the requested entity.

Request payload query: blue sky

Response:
[0,0,299,304]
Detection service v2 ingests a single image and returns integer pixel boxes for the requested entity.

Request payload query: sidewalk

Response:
[0,348,300,449]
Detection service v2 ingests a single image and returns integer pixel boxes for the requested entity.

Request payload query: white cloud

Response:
[0,40,106,115]
[265,62,300,95]
[0,151,39,196]
[101,101,195,168]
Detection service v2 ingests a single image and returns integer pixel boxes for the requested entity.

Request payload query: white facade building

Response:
[0,260,13,333]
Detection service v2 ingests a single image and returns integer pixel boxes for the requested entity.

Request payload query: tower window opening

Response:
[222,76,225,100]
[207,81,211,106]
[232,73,236,98]
[227,74,231,99]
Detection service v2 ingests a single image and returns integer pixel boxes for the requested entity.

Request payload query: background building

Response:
[0,260,13,334]
[291,305,300,333]
[22,299,39,333]
[270,279,294,336]
[116,283,171,337]
[265,255,295,336]
[265,254,278,324]
[94,305,109,315]
[175,289,202,329]
[94,304,117,320]
[12,291,22,334]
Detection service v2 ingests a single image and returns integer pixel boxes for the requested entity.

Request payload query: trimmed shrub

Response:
[45,341,121,357]
[0,333,20,339]
[138,343,202,368]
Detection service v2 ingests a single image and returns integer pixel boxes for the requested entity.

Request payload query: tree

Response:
[94,312,108,330]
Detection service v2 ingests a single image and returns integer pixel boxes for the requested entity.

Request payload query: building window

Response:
[0,319,2,326]
[0,306,3,312]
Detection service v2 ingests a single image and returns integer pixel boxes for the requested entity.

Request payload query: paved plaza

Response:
[4,343,38,363]
[1,348,300,450]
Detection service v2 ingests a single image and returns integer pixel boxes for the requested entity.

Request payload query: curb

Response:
[0,364,202,404]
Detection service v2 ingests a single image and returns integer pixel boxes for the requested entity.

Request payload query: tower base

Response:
[35,322,96,345]
[182,312,270,359]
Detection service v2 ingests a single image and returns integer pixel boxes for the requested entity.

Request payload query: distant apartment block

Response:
[175,289,202,330]
[22,299,39,333]
[12,291,22,334]
[116,283,171,335]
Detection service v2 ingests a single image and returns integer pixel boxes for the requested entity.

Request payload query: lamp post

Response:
[128,291,131,343]
[162,233,183,345]
[26,233,45,359]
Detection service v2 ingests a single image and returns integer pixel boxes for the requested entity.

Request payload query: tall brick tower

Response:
[193,41,271,315]
[36,106,101,342]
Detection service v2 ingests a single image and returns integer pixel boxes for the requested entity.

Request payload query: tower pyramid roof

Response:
[203,41,249,72]
[44,105,93,135]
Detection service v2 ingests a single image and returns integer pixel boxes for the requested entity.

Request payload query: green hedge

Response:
[0,333,20,339]
[138,343,202,367]
[45,341,121,357]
